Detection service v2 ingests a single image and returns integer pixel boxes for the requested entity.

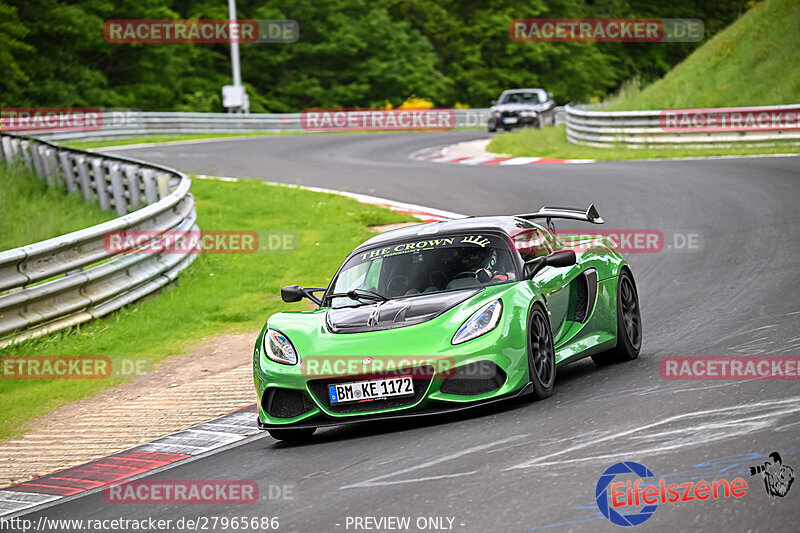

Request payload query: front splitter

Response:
[258,382,533,430]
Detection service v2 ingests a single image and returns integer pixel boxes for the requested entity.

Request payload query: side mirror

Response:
[524,250,576,279]
[545,250,576,268]
[491,99,497,105]
[281,285,304,303]
[281,285,326,305]
[547,92,553,100]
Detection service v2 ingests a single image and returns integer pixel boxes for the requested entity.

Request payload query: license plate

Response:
[503,117,518,124]
[328,377,414,404]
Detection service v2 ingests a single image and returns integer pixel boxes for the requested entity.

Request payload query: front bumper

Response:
[254,329,531,428]
[491,114,538,128]
[257,382,533,430]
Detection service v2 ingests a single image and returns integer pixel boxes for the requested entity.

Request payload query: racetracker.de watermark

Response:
[511,229,702,254]
[1,108,140,133]
[661,356,800,380]
[300,109,456,132]
[103,230,297,255]
[300,355,459,379]
[104,19,298,43]
[1,355,151,379]
[510,18,703,42]
[104,481,264,504]
[660,107,800,132]
[1,108,101,132]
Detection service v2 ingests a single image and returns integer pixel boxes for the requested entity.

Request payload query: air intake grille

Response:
[573,273,589,322]
[263,388,315,419]
[439,361,506,395]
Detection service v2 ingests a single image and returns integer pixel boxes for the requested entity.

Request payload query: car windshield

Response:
[327,235,517,307]
[499,91,542,104]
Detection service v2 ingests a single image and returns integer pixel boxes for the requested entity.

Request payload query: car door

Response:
[514,225,579,343]
[518,226,585,343]
[532,261,584,344]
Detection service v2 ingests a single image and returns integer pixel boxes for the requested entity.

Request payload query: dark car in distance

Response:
[488,88,557,132]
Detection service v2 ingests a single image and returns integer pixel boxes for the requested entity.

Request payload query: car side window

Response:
[364,258,382,291]
[335,261,369,292]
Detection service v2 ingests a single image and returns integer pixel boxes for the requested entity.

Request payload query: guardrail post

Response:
[109,163,128,216]
[58,151,79,193]
[124,164,142,208]
[141,168,158,204]
[157,173,171,199]
[20,141,33,171]
[0,137,13,164]
[51,148,64,186]
[22,141,42,175]
[35,145,49,179]
[90,157,111,210]
[74,155,94,202]
[9,138,22,163]
[42,148,59,186]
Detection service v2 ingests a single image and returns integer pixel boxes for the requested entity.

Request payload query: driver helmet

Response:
[462,248,497,271]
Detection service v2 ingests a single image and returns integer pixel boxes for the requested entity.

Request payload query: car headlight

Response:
[452,300,503,345]
[263,329,299,365]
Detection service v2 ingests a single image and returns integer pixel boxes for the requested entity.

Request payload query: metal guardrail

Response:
[0,132,198,347]
[0,108,495,345]
[565,103,800,148]
[18,109,493,142]
[553,106,566,126]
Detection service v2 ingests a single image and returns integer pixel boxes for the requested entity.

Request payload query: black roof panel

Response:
[354,216,541,252]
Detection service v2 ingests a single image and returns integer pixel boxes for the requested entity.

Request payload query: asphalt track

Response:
[20,133,800,532]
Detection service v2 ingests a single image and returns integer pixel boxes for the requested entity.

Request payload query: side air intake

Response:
[439,361,506,395]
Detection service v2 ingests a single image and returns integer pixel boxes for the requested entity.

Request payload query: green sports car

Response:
[253,205,642,441]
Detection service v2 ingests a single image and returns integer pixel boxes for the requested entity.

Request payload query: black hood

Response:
[326,290,479,334]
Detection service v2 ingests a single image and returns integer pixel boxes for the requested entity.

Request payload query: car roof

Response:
[353,216,541,252]
[501,88,546,95]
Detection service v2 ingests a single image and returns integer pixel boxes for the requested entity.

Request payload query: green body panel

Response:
[253,231,628,427]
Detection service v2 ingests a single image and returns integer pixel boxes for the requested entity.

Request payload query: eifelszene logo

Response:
[596,462,659,526]
[749,452,795,498]
[595,461,748,526]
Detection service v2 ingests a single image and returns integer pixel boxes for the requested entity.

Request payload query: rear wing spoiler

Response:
[515,204,604,231]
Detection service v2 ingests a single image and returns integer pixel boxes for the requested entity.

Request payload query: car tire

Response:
[488,121,497,133]
[527,303,556,400]
[267,427,316,442]
[592,269,642,365]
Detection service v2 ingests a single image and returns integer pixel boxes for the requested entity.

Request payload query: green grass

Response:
[487,125,800,160]
[0,163,115,250]
[603,0,800,110]
[0,177,414,441]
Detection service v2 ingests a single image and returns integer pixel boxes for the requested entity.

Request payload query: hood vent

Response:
[326,290,479,334]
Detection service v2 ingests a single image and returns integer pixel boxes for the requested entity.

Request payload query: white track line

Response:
[455,156,495,165]
[499,157,541,165]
